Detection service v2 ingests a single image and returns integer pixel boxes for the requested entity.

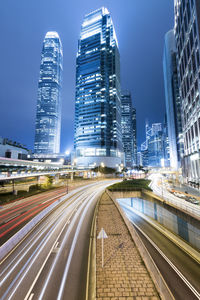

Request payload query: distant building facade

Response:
[137,151,143,166]
[132,107,137,166]
[74,8,123,168]
[140,122,166,168]
[34,32,63,155]
[121,91,137,168]
[163,29,183,170]
[163,115,171,167]
[0,137,29,160]
[174,0,200,186]
[148,123,165,167]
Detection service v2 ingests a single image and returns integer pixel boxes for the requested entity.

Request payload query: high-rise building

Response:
[174,0,200,186]
[34,32,63,154]
[163,114,171,167]
[141,122,166,168]
[132,107,137,166]
[121,91,137,168]
[140,122,151,167]
[163,29,183,170]
[74,8,123,168]
[148,123,165,167]
[137,151,143,166]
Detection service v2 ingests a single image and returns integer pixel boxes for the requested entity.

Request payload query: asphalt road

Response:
[149,174,200,218]
[120,203,200,300]
[0,187,67,245]
[0,180,116,300]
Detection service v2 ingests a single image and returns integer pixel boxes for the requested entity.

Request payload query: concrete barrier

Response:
[85,194,101,300]
[0,190,76,261]
[107,190,175,300]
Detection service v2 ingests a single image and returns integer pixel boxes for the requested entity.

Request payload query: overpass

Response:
[0,157,90,182]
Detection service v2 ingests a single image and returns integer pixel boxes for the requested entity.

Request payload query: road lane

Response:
[0,188,68,245]
[149,174,200,218]
[120,202,200,300]
[0,180,117,300]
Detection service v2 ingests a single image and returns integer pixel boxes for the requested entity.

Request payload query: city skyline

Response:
[0,0,174,153]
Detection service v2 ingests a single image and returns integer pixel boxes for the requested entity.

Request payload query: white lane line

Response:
[28,293,34,300]
[24,194,89,300]
[54,242,59,249]
[57,186,107,300]
[1,192,89,300]
[37,193,92,300]
[0,195,76,282]
[0,188,87,278]
[2,181,116,299]
[121,205,200,300]
[0,183,96,266]
[1,226,56,300]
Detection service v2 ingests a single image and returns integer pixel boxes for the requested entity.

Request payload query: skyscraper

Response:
[174,0,200,186]
[132,107,137,166]
[141,122,166,168]
[148,123,165,168]
[34,32,63,154]
[163,29,183,170]
[74,8,123,168]
[121,90,137,168]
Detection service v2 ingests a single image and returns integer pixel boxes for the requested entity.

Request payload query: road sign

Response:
[97,228,108,268]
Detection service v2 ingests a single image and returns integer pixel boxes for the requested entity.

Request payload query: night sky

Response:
[0,0,174,153]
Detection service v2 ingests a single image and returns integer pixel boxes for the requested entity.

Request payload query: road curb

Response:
[125,206,200,264]
[85,193,102,300]
[106,189,175,300]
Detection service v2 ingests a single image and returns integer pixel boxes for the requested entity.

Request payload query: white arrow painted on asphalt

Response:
[97,228,108,268]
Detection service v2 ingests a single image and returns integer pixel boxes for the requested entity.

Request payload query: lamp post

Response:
[98,162,104,178]
[65,173,68,194]
[120,163,124,177]
[71,158,77,181]
[161,176,164,199]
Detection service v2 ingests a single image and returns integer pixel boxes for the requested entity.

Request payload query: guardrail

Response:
[150,182,200,219]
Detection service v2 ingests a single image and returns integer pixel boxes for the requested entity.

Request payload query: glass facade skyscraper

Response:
[148,123,165,168]
[163,29,183,170]
[141,122,166,168]
[174,0,200,186]
[132,107,137,166]
[121,91,137,168]
[34,32,63,154]
[74,7,123,168]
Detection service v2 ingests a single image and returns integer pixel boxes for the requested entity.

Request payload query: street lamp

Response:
[98,162,104,177]
[66,173,69,194]
[161,176,164,199]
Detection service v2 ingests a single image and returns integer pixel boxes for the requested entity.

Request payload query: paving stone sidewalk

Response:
[96,192,159,300]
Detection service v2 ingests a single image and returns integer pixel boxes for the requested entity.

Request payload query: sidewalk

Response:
[96,192,159,299]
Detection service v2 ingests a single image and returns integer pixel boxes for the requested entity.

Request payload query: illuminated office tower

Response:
[121,91,137,167]
[74,8,123,168]
[163,29,183,170]
[148,123,165,167]
[132,107,137,166]
[34,32,63,154]
[174,0,200,186]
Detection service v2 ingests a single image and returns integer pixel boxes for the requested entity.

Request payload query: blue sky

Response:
[0,0,174,152]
